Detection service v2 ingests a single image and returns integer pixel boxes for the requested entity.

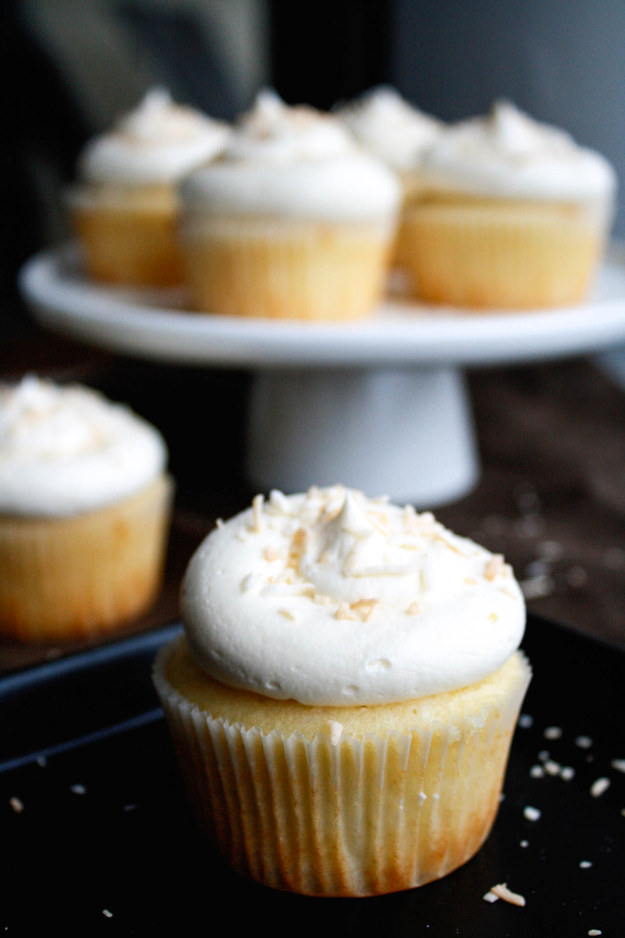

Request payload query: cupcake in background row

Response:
[67,87,230,287]
[334,85,444,276]
[178,89,401,320]
[154,484,531,896]
[0,376,173,643]
[402,99,617,309]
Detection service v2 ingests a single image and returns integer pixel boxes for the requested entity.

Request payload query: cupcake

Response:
[67,87,230,287]
[401,100,617,309]
[153,485,530,896]
[335,85,444,277]
[0,376,173,643]
[178,90,401,320]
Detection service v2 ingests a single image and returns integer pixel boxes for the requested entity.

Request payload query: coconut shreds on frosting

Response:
[77,87,231,185]
[179,89,401,223]
[421,99,617,205]
[0,376,167,517]
[335,84,443,171]
[181,484,526,706]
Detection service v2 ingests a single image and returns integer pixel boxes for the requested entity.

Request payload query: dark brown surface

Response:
[2,314,625,673]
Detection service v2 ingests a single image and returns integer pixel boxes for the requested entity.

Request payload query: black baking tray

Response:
[2,613,624,937]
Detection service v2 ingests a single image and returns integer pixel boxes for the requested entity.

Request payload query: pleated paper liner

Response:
[154,639,531,897]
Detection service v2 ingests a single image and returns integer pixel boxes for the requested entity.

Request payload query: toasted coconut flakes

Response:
[287,527,308,569]
[335,602,358,621]
[350,598,379,621]
[524,806,541,821]
[279,609,295,621]
[485,554,506,580]
[9,797,23,813]
[484,883,526,907]
[590,777,610,798]
[263,547,281,562]
[251,493,264,532]
[406,601,421,615]
[314,592,332,605]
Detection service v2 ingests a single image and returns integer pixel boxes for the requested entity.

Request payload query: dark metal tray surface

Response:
[1,615,624,936]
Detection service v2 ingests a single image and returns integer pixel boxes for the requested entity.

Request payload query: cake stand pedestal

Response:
[247,366,477,505]
[18,244,625,506]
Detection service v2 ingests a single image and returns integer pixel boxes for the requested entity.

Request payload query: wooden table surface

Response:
[3,306,625,674]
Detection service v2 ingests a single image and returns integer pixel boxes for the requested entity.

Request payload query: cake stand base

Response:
[246,366,479,507]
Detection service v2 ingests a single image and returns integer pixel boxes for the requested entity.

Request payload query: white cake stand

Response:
[18,243,625,506]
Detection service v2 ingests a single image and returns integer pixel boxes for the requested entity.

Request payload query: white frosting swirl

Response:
[179,89,401,223]
[335,85,443,171]
[0,376,167,517]
[181,485,526,706]
[78,87,231,185]
[421,99,617,205]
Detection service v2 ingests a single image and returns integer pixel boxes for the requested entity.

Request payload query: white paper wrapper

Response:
[153,643,531,896]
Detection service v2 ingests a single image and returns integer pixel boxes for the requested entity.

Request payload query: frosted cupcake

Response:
[178,90,401,320]
[68,88,230,286]
[0,376,173,643]
[402,100,617,309]
[335,85,443,276]
[154,484,530,896]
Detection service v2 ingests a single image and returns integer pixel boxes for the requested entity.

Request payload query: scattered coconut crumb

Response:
[544,760,561,777]
[520,574,555,599]
[406,601,420,615]
[519,714,533,728]
[350,598,379,621]
[335,602,358,621]
[590,777,610,798]
[530,765,544,778]
[483,883,526,907]
[579,860,593,869]
[538,750,550,762]
[576,735,593,749]
[524,806,541,822]
[70,784,86,795]
[520,839,529,848]
[9,797,23,813]
[611,759,625,773]
[102,909,113,919]
[560,766,575,781]
[544,726,562,740]
[588,930,602,936]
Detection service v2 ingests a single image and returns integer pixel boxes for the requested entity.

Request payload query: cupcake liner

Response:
[400,199,608,309]
[68,185,183,286]
[154,643,531,897]
[179,216,394,321]
[0,475,173,642]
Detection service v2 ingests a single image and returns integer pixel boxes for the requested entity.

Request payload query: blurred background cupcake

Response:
[335,84,444,283]
[0,375,173,643]
[178,89,401,320]
[67,86,231,287]
[402,100,617,309]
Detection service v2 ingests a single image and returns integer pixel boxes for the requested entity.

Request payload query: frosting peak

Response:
[78,87,231,185]
[336,85,443,170]
[421,99,617,204]
[181,486,526,706]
